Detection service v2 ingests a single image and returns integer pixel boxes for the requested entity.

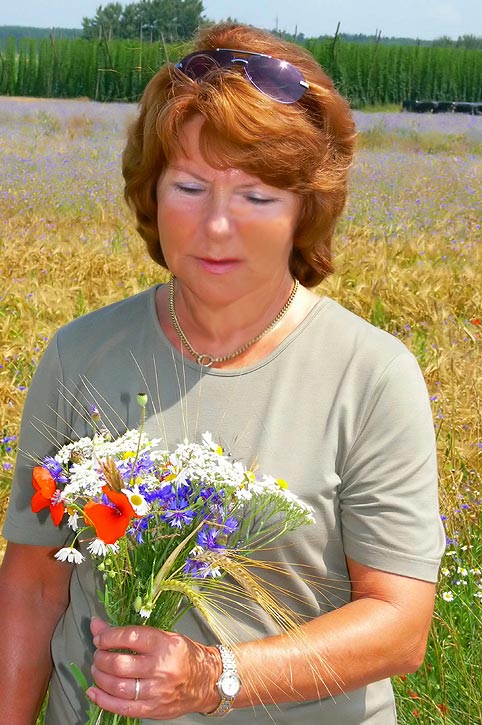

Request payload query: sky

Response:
[2,0,482,40]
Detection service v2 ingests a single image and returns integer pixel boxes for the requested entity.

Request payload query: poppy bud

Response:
[137,393,148,408]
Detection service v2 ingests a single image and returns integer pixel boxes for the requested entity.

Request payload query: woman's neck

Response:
[157,275,318,368]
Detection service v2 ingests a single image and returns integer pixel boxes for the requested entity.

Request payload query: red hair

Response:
[123,23,356,286]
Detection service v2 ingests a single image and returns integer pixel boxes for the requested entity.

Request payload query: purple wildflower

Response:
[220,516,238,535]
[117,453,156,482]
[184,559,214,579]
[128,517,150,544]
[144,482,174,505]
[162,500,196,529]
[197,526,223,551]
[42,456,68,484]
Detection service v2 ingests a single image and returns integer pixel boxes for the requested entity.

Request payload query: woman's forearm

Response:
[232,568,435,709]
[0,544,72,723]
[0,591,53,722]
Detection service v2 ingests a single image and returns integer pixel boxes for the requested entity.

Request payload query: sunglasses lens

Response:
[247,56,306,103]
[177,50,234,81]
[176,50,308,104]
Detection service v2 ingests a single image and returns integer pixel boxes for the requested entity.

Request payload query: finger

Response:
[93,624,179,655]
[90,617,110,638]
[90,666,151,701]
[92,623,151,653]
[86,684,145,719]
[93,649,151,679]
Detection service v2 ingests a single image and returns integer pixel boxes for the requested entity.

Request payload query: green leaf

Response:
[70,662,90,691]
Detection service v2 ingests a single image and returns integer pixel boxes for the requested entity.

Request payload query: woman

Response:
[0,22,444,724]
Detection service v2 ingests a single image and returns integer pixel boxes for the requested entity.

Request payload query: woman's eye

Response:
[246,194,275,205]
[175,184,204,195]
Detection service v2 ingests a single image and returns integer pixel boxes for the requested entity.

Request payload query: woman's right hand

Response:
[87,617,222,720]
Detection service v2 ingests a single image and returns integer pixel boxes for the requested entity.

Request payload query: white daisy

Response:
[55,547,85,564]
[121,484,150,516]
[87,539,120,557]
[441,591,454,602]
[202,431,223,454]
[139,601,154,619]
[67,511,79,530]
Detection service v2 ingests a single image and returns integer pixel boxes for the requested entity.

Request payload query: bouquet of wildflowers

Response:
[31,396,315,724]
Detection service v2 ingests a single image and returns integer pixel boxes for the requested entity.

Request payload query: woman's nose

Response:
[204,196,233,239]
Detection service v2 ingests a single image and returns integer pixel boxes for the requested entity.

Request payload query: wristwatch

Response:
[205,644,242,717]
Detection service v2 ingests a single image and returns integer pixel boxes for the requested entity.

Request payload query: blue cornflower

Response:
[177,481,194,499]
[184,559,213,579]
[197,526,222,550]
[144,482,174,505]
[117,453,156,482]
[128,517,150,544]
[42,456,68,484]
[220,516,238,535]
[198,486,225,506]
[162,502,196,529]
[199,486,216,501]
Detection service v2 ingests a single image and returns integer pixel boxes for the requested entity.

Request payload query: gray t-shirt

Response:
[4,285,445,724]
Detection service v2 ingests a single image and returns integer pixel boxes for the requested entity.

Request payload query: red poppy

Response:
[84,486,137,544]
[31,466,65,526]
[437,704,449,715]
[472,319,481,326]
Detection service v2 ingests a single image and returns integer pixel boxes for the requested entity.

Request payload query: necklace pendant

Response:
[196,353,217,367]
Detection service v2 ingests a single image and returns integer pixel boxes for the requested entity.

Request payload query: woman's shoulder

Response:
[310,296,412,360]
[55,286,158,348]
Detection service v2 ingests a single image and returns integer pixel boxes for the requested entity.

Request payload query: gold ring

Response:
[134,677,141,701]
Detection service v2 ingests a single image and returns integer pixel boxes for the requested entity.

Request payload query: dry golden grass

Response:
[323,225,482,517]
[1,99,481,725]
[1,101,481,535]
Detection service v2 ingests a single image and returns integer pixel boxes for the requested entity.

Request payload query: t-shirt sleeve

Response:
[339,351,445,582]
[3,333,73,546]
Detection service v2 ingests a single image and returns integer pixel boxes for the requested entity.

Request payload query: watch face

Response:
[219,672,241,698]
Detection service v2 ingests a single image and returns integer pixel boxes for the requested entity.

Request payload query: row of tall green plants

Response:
[0,35,481,105]
[307,39,482,106]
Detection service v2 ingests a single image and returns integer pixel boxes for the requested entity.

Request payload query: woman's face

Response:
[156,115,301,306]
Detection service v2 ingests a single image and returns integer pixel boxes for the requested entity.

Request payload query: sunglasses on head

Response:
[175,48,310,104]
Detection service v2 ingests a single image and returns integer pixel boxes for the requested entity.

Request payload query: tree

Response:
[82,3,123,40]
[82,0,205,42]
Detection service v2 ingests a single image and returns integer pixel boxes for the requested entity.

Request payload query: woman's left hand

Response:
[87,618,222,719]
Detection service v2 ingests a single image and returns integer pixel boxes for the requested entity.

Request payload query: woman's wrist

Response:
[203,645,242,717]
[198,644,224,714]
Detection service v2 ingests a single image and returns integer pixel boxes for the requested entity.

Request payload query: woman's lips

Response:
[197,258,241,274]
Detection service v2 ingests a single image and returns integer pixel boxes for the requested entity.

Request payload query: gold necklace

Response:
[168,275,299,367]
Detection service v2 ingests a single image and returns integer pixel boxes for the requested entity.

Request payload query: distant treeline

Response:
[0,36,480,106]
[305,33,482,50]
[1,24,482,49]
[0,26,82,42]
